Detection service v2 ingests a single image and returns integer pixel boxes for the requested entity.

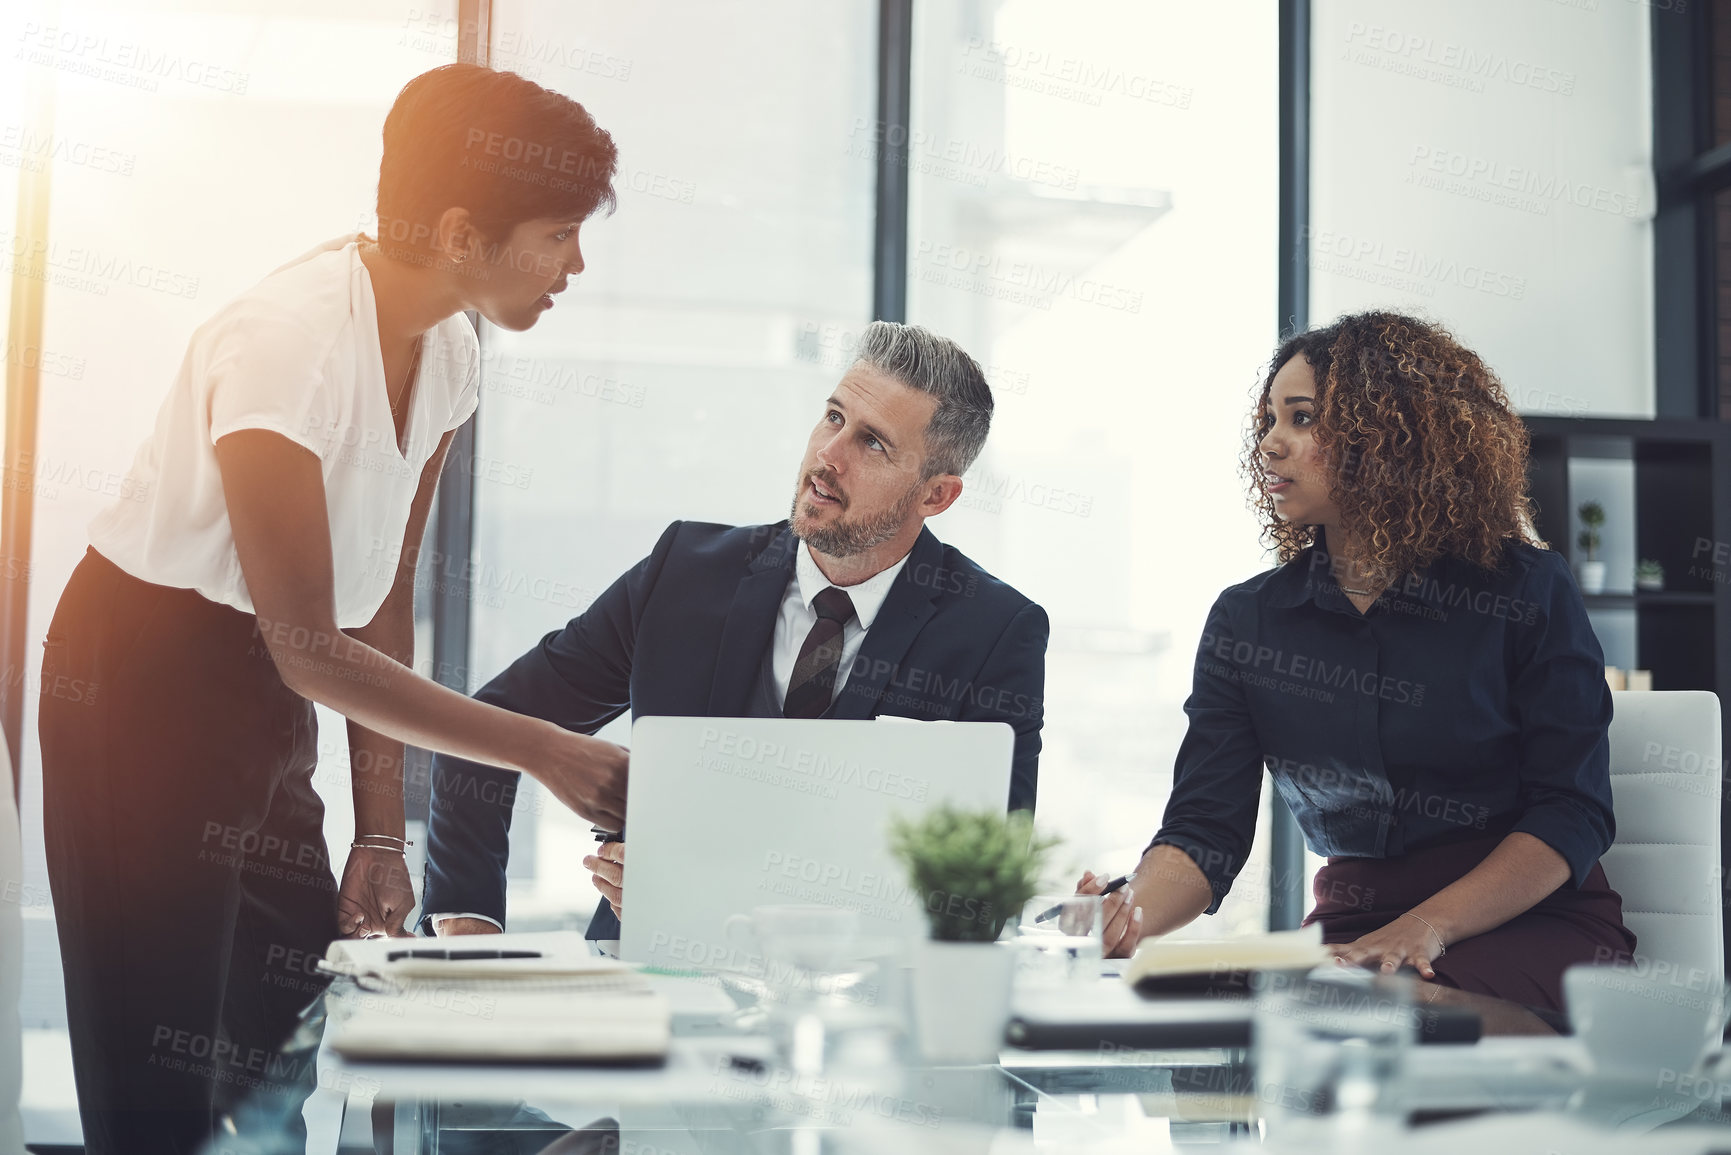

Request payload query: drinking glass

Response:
[1252,971,1415,1147]
[726,904,859,981]
[1016,894,1104,982]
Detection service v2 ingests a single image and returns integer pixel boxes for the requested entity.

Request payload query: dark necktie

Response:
[783,587,856,719]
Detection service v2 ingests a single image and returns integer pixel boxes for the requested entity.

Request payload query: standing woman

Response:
[1089,311,1635,1013]
[40,64,627,1153]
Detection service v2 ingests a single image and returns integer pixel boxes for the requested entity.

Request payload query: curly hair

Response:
[1241,311,1541,577]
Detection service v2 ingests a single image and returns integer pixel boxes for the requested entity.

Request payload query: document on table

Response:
[324,930,632,982]
[1123,925,1328,987]
[321,931,672,1064]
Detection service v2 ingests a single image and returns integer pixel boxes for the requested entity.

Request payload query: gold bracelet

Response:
[1401,911,1446,958]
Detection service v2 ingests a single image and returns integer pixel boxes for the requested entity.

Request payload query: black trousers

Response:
[40,548,338,1155]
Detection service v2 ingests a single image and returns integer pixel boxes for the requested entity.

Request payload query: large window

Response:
[902,0,1279,934]
[469,0,878,925]
[467,2,1283,936]
[466,0,1281,936]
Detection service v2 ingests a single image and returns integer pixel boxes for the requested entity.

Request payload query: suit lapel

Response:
[706,525,798,715]
[829,527,943,720]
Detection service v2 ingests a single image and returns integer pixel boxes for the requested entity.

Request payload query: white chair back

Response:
[1601,690,1724,984]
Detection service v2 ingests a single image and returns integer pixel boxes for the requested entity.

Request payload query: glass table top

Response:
[204,959,1731,1155]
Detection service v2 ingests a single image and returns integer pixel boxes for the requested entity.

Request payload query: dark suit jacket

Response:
[419,520,1049,938]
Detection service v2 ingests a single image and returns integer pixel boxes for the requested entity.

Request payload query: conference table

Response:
[213,956,1731,1154]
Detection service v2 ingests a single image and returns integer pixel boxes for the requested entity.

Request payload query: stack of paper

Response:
[1123,925,1329,990]
[322,931,671,1064]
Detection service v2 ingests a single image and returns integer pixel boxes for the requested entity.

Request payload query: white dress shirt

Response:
[430,541,913,934]
[771,543,912,705]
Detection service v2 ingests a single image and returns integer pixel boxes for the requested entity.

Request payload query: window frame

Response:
[1653,1,1720,420]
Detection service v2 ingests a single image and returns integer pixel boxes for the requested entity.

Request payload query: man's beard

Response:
[790,476,921,558]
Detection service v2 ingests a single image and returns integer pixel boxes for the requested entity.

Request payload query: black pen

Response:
[1034,873,1135,924]
[591,825,624,844]
[385,949,544,961]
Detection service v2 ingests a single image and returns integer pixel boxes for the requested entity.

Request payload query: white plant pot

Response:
[911,939,1014,1064]
[1576,560,1606,594]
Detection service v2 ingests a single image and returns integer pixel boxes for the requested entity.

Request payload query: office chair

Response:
[1600,690,1724,983]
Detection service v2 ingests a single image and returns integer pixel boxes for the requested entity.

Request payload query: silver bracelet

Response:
[352,836,413,850]
[1401,911,1446,958]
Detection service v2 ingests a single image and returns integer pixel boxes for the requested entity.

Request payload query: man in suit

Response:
[421,320,1048,941]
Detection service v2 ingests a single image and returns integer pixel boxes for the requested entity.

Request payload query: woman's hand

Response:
[216,431,631,823]
[336,846,415,938]
[534,729,629,831]
[1079,870,1142,959]
[583,841,626,918]
[1331,911,1445,979]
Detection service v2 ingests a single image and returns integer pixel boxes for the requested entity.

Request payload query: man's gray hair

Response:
[852,321,993,478]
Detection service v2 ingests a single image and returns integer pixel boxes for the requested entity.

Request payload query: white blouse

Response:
[88,235,480,628]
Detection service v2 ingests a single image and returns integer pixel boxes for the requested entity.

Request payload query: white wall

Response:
[1311,0,1654,418]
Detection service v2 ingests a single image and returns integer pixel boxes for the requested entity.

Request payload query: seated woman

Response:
[1089,310,1634,1012]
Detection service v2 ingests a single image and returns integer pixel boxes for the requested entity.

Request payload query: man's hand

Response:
[536,730,629,831]
[336,847,415,939]
[583,840,626,919]
[1079,870,1142,959]
[433,917,502,937]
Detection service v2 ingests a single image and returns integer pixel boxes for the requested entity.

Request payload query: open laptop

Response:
[618,716,1014,969]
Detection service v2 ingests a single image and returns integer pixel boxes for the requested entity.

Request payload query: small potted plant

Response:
[1576,501,1607,594]
[1636,559,1665,592]
[889,805,1057,1063]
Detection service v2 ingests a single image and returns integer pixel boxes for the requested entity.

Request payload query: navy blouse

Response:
[1151,533,1615,914]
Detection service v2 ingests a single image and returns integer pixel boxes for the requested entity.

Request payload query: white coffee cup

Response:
[1563,962,1727,1084]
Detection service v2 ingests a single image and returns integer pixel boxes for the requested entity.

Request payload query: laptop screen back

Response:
[619,716,1014,969]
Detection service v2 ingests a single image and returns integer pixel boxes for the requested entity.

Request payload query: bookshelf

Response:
[1525,415,1731,972]
[1524,417,1731,700]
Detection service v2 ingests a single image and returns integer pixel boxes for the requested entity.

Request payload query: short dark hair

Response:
[375,64,617,263]
[852,321,993,478]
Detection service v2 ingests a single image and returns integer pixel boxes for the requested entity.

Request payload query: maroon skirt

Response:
[1302,830,1636,1014]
